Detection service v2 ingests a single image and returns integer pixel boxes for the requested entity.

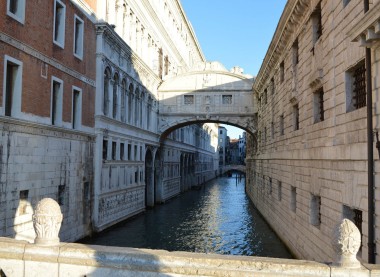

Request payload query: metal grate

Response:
[353,61,366,109]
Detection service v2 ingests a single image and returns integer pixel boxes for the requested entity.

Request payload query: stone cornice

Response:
[348,2,380,47]
[253,0,309,95]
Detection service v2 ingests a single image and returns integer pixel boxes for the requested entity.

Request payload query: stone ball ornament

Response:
[332,218,362,268]
[33,198,63,246]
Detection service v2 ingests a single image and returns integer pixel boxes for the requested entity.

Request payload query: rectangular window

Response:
[271,77,275,95]
[222,95,232,105]
[269,178,272,195]
[51,77,63,126]
[278,181,282,201]
[73,15,84,59]
[102,139,108,160]
[346,60,366,112]
[58,185,65,206]
[72,87,81,129]
[128,144,131,160]
[280,62,284,83]
[292,39,299,66]
[291,186,297,212]
[120,143,125,160]
[184,95,194,105]
[293,104,299,131]
[135,170,138,183]
[310,195,321,227]
[134,145,137,160]
[312,2,322,46]
[314,87,324,123]
[4,57,22,117]
[112,141,117,160]
[263,89,267,104]
[140,146,143,161]
[7,0,25,24]
[280,114,284,135]
[53,0,66,48]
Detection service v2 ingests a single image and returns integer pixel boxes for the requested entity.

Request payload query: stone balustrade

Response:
[0,198,379,277]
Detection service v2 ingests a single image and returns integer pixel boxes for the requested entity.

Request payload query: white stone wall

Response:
[248,0,379,263]
[0,118,94,243]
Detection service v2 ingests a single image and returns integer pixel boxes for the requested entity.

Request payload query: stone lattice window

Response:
[184,95,194,105]
[222,95,232,105]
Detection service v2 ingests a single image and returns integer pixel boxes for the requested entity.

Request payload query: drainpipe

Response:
[364,1,376,264]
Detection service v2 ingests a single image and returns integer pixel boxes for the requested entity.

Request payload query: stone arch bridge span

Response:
[157,62,257,139]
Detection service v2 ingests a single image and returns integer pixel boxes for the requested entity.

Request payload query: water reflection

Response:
[81,173,293,258]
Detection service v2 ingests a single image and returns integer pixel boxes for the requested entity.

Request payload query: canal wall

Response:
[0,237,379,277]
[1,198,378,277]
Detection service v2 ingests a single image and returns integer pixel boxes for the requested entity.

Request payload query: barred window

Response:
[314,87,324,123]
[293,104,299,131]
[312,2,322,46]
[343,205,363,251]
[346,60,366,112]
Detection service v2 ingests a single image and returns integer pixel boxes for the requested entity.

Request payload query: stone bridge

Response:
[157,62,257,139]
[220,164,246,175]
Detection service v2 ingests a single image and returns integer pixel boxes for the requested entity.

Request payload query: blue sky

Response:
[180,0,287,139]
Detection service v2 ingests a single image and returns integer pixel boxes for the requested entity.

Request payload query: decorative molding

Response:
[0,32,96,87]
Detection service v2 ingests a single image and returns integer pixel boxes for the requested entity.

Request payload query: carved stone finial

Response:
[33,198,63,246]
[332,219,362,268]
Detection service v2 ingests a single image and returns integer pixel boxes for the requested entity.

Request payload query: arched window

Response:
[103,67,111,116]
[135,88,140,126]
[112,73,119,119]
[140,90,145,128]
[128,83,134,123]
[121,79,127,122]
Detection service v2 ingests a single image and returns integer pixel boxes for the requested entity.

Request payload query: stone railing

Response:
[0,198,379,277]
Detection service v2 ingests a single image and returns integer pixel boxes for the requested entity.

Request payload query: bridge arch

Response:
[157,62,258,140]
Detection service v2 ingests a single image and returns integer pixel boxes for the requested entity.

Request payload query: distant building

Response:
[238,132,246,164]
[229,139,240,164]
[218,126,228,167]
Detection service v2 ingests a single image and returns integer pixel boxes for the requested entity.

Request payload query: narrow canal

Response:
[81,172,293,258]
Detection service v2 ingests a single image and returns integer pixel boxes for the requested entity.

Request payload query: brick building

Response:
[0,0,96,241]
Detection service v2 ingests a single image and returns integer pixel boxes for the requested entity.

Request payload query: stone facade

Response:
[247,0,380,263]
